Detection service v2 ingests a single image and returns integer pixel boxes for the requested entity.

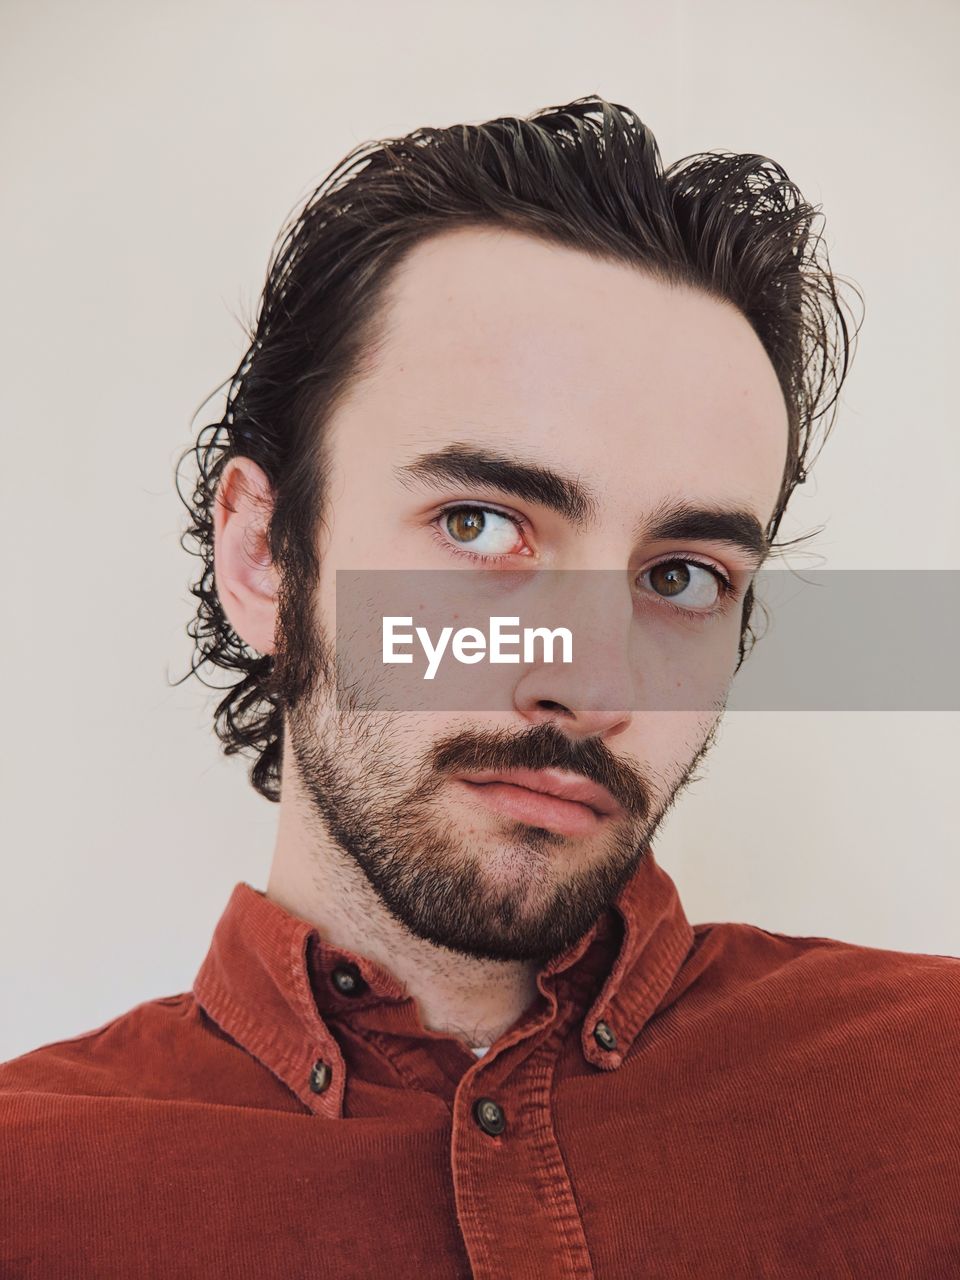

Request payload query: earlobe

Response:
[213,458,281,655]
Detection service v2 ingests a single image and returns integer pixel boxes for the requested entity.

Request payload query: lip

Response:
[450,767,622,818]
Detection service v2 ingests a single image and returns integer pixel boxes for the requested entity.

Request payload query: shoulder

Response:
[0,992,225,1102]
[689,919,960,1080]
[0,994,264,1275]
[698,918,960,1011]
[712,917,960,994]
[0,987,304,1135]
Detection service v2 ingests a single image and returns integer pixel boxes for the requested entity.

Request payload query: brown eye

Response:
[439,506,523,558]
[639,560,723,611]
[446,509,485,542]
[649,561,690,598]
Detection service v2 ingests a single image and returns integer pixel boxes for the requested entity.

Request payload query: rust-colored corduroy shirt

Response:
[2,847,959,1278]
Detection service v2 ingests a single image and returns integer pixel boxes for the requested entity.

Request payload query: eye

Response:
[435,505,528,560]
[637,559,731,612]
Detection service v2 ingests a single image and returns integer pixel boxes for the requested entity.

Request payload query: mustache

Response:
[429,721,649,819]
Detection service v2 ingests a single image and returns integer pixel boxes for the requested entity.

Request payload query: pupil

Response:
[651,561,689,596]
[449,510,484,542]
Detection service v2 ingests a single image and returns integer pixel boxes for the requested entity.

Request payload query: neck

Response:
[265,768,541,1051]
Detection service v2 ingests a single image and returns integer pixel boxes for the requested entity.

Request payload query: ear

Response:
[213,457,280,655]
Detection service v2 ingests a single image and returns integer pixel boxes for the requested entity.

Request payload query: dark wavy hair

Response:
[173,93,861,803]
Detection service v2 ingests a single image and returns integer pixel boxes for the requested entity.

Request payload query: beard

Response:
[276,594,721,965]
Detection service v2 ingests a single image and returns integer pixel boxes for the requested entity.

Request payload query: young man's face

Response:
[277,226,789,963]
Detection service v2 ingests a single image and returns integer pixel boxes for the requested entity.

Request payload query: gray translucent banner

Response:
[333,570,960,711]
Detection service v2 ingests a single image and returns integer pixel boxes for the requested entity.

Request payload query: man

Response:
[2,96,957,1278]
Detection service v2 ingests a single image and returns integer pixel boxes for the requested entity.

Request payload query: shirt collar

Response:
[193,845,694,1114]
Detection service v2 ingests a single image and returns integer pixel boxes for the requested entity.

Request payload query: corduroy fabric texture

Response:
[2,846,958,1278]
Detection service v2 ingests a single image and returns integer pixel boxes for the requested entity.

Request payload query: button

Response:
[309,1059,332,1094]
[593,1019,617,1051]
[331,963,367,997]
[472,1097,506,1136]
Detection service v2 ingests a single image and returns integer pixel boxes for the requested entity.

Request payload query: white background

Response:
[2,0,957,1063]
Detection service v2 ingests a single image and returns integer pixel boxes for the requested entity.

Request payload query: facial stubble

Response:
[279,612,721,964]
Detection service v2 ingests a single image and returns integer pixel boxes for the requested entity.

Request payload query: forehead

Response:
[345,226,789,522]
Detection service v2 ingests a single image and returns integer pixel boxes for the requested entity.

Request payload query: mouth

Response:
[450,767,622,838]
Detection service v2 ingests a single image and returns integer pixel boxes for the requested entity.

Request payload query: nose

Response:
[512,570,636,740]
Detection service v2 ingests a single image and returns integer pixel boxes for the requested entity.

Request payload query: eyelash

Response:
[430,503,738,619]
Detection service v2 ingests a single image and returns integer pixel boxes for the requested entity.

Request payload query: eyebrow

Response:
[637,497,771,565]
[396,442,770,563]
[396,442,597,526]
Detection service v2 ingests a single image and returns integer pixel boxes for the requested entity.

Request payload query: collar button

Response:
[309,1059,332,1094]
[593,1019,618,1051]
[331,963,367,997]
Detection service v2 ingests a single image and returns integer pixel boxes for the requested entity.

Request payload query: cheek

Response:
[332,709,467,763]
[626,711,718,782]
[620,608,744,720]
